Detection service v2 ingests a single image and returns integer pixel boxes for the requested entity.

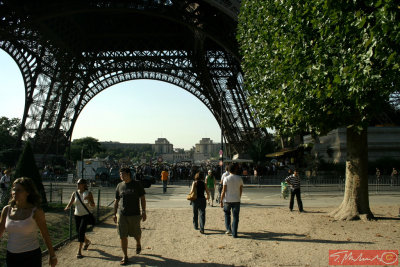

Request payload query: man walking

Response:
[220,163,243,238]
[161,169,168,193]
[114,167,147,265]
[285,169,304,212]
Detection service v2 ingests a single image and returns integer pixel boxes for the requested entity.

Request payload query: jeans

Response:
[162,180,167,193]
[289,188,303,211]
[224,202,240,237]
[192,198,206,231]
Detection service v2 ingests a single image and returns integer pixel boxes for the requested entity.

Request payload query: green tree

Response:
[32,128,68,155]
[14,142,47,206]
[0,117,22,167]
[0,117,20,150]
[238,0,400,220]
[0,148,22,167]
[248,135,275,165]
[68,137,104,161]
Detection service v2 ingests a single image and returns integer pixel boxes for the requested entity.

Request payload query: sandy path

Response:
[44,205,399,266]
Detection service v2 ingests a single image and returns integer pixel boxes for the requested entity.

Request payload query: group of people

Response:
[188,163,244,238]
[0,166,147,266]
[0,163,305,266]
[0,175,97,266]
[375,167,399,186]
[66,167,146,265]
[187,163,305,239]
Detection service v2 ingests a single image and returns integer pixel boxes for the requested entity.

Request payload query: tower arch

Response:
[0,0,265,154]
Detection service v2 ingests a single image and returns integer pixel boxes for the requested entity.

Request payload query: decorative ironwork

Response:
[0,0,265,154]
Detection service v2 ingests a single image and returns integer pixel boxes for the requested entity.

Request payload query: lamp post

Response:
[81,148,84,179]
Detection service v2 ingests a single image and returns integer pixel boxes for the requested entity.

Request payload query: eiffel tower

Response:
[0,0,265,155]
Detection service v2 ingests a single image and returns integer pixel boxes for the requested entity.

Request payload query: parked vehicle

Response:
[76,159,106,183]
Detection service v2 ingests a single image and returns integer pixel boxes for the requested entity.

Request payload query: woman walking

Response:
[65,178,95,258]
[190,172,210,234]
[0,177,57,266]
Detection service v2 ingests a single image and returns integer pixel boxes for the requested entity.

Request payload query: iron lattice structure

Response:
[0,0,265,154]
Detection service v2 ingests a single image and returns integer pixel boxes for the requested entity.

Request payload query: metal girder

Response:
[0,0,264,155]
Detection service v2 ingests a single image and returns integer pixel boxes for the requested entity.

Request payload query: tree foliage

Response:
[32,128,68,155]
[238,0,400,220]
[0,116,20,150]
[238,0,400,135]
[68,137,104,161]
[94,145,154,163]
[248,134,275,164]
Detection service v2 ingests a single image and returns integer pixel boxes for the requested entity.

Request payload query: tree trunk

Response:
[329,127,374,221]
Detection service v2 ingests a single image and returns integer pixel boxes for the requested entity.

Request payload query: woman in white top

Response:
[0,177,57,266]
[64,178,95,258]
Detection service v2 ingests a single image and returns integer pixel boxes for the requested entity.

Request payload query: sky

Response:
[0,50,222,150]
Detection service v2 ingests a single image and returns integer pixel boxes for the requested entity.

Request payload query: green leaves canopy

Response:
[238,0,400,136]
[68,137,104,161]
[0,116,20,150]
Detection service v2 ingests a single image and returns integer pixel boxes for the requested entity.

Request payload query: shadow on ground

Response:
[241,203,285,208]
[132,253,242,266]
[80,251,241,266]
[375,216,400,221]
[239,231,373,244]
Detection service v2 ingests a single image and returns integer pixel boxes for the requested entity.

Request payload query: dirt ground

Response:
[42,204,399,267]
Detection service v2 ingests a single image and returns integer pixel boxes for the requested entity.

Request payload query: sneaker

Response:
[200,229,204,234]
[225,230,232,235]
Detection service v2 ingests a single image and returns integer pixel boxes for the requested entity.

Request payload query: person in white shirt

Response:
[1,169,11,189]
[64,179,95,259]
[220,163,243,238]
[220,166,229,184]
[0,177,57,266]
[216,166,229,204]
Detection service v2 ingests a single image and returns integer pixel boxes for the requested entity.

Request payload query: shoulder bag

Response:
[75,191,96,225]
[186,181,197,201]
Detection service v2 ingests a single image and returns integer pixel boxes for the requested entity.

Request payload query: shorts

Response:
[117,214,142,238]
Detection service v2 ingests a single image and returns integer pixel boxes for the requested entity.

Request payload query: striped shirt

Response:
[285,174,301,189]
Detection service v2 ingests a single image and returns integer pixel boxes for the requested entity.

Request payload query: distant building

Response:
[152,138,173,154]
[100,138,222,163]
[303,127,400,163]
[193,138,221,162]
[162,151,193,163]
[100,141,152,150]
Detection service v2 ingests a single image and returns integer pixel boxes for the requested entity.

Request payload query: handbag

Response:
[75,191,96,225]
[187,182,197,201]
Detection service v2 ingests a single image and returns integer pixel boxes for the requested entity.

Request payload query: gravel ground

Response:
[43,204,400,267]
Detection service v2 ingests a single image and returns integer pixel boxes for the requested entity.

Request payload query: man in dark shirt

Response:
[285,169,304,212]
[114,167,146,265]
